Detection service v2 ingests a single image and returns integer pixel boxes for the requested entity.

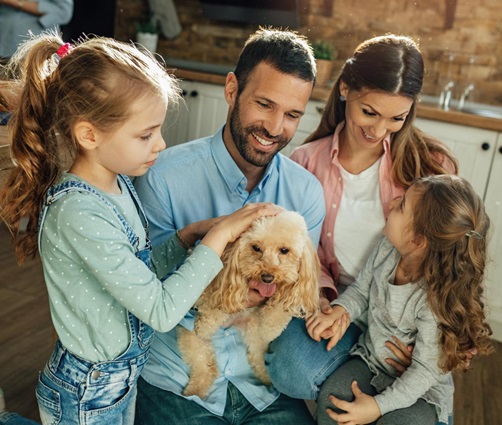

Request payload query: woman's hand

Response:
[326,381,381,425]
[385,336,413,375]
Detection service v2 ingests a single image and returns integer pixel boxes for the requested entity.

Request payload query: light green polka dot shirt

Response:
[40,173,222,362]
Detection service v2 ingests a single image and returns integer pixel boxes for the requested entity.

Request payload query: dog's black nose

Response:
[261,273,275,284]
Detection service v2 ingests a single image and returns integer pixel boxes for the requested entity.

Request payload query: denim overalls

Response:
[35,175,154,425]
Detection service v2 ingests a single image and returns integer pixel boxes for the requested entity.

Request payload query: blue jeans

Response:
[266,318,362,400]
[0,413,40,425]
[36,340,150,425]
[134,377,315,425]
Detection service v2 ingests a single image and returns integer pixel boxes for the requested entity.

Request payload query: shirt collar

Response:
[210,125,277,193]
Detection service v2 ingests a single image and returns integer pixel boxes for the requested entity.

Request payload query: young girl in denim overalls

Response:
[0,33,279,424]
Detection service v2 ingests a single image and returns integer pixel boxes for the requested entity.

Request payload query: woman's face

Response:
[340,85,414,154]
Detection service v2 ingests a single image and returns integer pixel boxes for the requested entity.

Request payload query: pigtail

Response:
[414,175,493,372]
[0,33,65,263]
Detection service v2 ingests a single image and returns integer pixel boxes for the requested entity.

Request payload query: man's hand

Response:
[326,381,381,425]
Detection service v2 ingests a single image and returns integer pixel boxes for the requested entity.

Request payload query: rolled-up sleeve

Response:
[38,0,74,28]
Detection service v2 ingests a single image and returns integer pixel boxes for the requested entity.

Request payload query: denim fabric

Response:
[0,413,40,425]
[134,377,315,425]
[266,319,362,400]
[36,175,154,424]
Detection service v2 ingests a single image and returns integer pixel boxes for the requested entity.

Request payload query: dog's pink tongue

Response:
[249,279,276,297]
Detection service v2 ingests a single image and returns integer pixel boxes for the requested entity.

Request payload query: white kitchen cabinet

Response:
[415,118,498,199]
[484,134,502,341]
[162,81,228,147]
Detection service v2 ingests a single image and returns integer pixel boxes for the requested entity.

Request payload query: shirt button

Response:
[91,370,101,379]
[332,204,337,209]
[327,232,332,238]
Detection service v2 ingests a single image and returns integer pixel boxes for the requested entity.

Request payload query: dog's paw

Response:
[183,382,210,399]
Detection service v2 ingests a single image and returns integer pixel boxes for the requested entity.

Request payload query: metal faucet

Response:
[458,83,475,111]
[438,81,455,110]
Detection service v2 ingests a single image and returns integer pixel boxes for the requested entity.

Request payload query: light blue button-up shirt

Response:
[134,126,326,415]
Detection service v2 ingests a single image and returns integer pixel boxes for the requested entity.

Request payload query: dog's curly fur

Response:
[177,211,320,399]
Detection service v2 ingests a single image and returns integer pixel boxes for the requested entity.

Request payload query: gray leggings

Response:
[316,357,437,425]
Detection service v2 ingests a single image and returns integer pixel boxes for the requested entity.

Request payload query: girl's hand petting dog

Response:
[200,203,282,256]
[306,305,350,351]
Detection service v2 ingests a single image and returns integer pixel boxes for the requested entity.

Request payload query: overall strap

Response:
[118,175,150,238]
[38,178,140,252]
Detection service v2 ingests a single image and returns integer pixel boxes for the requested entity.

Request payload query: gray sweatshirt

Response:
[334,237,453,423]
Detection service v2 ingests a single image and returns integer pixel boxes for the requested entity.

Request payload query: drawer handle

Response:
[481,142,490,151]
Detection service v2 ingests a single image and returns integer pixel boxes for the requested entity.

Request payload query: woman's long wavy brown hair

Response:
[306,34,458,187]
[0,31,180,263]
[410,175,493,372]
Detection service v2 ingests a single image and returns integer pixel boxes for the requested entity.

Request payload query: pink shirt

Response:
[291,123,456,300]
[290,123,404,300]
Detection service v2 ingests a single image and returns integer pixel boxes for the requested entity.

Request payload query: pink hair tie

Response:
[57,43,72,58]
[52,43,73,64]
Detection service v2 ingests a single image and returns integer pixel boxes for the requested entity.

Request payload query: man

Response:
[134,28,325,424]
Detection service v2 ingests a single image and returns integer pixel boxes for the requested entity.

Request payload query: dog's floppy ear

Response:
[295,238,321,316]
[206,238,249,314]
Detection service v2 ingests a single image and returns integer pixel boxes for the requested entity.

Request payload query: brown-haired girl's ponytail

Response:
[0,32,66,263]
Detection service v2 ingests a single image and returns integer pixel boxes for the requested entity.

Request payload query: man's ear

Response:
[224,72,239,107]
[73,121,99,151]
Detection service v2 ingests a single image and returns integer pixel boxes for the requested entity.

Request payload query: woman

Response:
[266,35,457,424]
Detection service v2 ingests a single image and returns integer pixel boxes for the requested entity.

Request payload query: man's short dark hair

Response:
[234,28,316,94]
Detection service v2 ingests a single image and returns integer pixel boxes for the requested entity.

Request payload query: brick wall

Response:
[114,0,502,105]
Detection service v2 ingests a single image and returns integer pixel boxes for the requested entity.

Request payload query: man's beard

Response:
[229,99,290,167]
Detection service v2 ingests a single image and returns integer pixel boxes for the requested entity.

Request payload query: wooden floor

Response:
[0,222,501,423]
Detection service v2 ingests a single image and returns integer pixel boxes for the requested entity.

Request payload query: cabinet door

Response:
[162,81,194,147]
[283,99,324,157]
[186,82,228,142]
[484,134,502,341]
[415,118,497,198]
[162,81,228,147]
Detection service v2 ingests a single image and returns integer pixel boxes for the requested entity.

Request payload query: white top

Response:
[334,157,385,290]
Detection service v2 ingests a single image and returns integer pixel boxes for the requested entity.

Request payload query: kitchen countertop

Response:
[172,68,502,132]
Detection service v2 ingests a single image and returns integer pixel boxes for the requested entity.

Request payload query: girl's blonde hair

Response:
[306,34,458,186]
[0,31,181,263]
[411,175,493,371]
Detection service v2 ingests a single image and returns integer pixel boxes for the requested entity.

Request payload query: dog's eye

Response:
[279,248,290,255]
[252,244,261,253]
